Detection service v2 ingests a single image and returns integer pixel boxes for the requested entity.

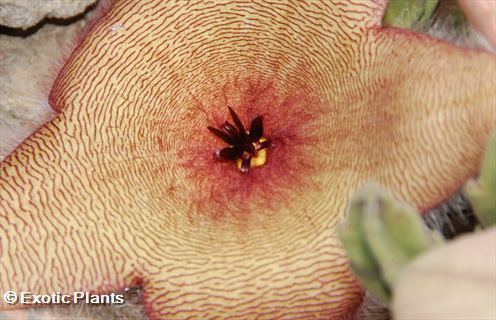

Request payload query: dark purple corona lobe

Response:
[208,107,272,173]
[176,76,326,223]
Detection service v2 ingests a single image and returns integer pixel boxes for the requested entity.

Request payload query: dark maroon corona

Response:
[177,76,326,222]
[207,107,272,173]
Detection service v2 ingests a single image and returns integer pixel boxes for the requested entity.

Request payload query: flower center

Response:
[207,107,272,173]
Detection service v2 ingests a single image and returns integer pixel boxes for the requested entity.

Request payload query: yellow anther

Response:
[236,138,268,171]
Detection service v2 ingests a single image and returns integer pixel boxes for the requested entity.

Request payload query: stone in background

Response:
[0,0,98,157]
[0,0,97,29]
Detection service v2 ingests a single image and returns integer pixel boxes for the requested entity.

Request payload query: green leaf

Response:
[383,0,440,28]
[339,183,444,304]
[467,135,496,227]
[339,192,392,303]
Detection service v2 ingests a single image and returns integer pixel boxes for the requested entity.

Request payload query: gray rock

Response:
[0,21,84,157]
[0,0,97,29]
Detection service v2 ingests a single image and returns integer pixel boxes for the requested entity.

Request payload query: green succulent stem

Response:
[339,184,444,303]
[383,0,440,28]
[467,135,496,228]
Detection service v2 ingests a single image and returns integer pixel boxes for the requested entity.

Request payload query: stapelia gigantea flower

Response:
[1,0,495,319]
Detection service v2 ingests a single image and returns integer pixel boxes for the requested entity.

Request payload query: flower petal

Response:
[1,1,494,319]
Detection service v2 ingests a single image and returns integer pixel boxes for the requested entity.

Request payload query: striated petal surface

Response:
[1,0,494,319]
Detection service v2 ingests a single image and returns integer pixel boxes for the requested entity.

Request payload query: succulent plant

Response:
[1,0,494,318]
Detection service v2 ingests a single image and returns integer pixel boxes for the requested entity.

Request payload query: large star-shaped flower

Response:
[1,0,495,319]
